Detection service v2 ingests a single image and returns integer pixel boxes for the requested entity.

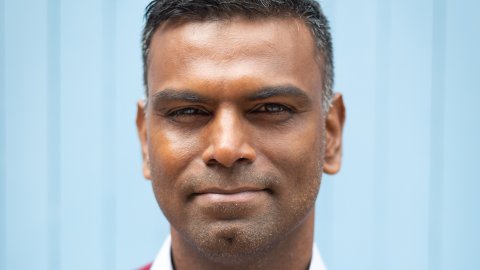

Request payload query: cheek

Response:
[148,127,202,179]
[147,127,204,212]
[256,118,324,208]
[257,117,325,175]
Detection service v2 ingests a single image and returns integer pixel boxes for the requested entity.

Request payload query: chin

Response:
[184,219,282,264]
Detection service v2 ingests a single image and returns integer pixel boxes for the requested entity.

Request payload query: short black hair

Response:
[142,0,334,110]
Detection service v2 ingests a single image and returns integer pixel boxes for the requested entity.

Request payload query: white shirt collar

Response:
[151,235,327,270]
[150,235,173,270]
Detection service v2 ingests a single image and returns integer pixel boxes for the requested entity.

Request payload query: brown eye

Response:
[168,108,209,117]
[254,103,293,113]
[248,103,296,124]
[165,107,211,125]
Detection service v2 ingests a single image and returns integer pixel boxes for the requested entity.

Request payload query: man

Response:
[136,0,345,269]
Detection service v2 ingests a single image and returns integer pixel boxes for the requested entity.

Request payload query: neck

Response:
[171,209,315,270]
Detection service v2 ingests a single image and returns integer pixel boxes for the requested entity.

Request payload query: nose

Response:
[202,107,256,167]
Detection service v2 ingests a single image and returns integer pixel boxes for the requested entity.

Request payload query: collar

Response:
[150,235,327,270]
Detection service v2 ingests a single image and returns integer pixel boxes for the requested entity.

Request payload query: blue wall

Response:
[1,0,479,269]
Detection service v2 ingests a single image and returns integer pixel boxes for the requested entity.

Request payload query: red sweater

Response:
[138,263,152,270]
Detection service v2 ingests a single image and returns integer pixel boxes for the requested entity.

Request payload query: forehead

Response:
[147,17,323,98]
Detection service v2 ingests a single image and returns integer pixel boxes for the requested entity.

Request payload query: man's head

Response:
[137,0,345,267]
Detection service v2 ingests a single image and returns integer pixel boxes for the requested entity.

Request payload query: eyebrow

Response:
[150,88,212,108]
[247,85,311,103]
[149,85,312,107]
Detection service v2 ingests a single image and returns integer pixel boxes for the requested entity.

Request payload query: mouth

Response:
[194,187,268,195]
[191,187,271,207]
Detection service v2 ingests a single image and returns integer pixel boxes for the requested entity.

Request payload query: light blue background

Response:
[1,0,479,269]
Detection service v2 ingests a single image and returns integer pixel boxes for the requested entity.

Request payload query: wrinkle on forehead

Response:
[150,16,317,66]
[147,16,323,100]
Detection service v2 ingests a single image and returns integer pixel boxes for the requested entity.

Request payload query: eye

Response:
[253,103,293,113]
[168,107,209,117]
[248,103,296,124]
[164,107,211,124]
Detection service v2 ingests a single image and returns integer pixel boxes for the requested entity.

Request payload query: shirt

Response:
[148,235,327,270]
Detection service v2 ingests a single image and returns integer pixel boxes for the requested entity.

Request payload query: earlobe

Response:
[323,93,346,175]
[136,100,152,180]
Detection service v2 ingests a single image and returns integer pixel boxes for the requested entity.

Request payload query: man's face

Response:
[137,17,342,260]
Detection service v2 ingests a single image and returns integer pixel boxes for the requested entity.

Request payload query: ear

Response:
[323,93,346,175]
[136,100,152,180]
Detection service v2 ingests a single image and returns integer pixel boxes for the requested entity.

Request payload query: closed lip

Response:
[193,187,268,195]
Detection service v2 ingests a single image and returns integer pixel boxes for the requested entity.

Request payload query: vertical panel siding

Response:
[0,0,5,268]
[2,1,480,270]
[442,0,480,269]
[47,0,61,269]
[386,0,432,269]
[101,1,116,269]
[5,0,49,269]
[58,0,104,269]
[113,0,170,268]
[324,1,378,270]
[429,0,446,269]
[373,0,390,269]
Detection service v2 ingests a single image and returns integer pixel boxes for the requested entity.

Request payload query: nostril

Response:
[206,158,219,166]
[238,157,250,163]
[204,155,253,168]
[201,139,256,167]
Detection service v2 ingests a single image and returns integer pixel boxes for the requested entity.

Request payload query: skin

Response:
[137,17,345,270]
